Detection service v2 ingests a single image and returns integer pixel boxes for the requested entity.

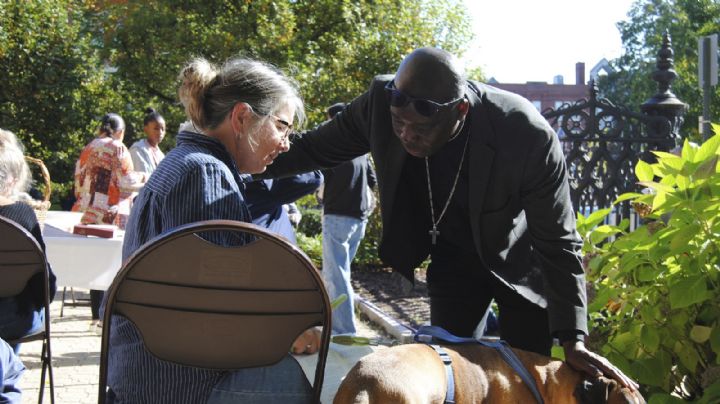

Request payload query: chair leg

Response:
[59,287,66,318]
[38,341,46,404]
[37,338,55,404]
[46,337,55,404]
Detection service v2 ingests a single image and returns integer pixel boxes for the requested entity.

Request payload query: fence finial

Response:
[641,30,688,144]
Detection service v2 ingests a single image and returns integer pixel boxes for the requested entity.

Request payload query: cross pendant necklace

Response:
[425,131,470,245]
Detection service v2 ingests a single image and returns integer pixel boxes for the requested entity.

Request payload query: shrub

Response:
[579,128,720,402]
[297,207,322,237]
[296,232,322,268]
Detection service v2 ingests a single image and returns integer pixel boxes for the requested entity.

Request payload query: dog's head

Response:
[574,376,646,404]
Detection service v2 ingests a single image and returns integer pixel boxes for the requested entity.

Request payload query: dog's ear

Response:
[575,377,646,404]
[574,377,610,404]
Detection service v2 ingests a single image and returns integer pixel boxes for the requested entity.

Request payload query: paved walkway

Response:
[16,291,389,404]
[18,295,100,404]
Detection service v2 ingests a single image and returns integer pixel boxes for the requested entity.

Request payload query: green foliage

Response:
[579,125,720,401]
[297,207,323,237]
[295,189,384,268]
[0,0,122,204]
[97,0,474,127]
[296,232,322,268]
[598,0,720,140]
[1,1,474,205]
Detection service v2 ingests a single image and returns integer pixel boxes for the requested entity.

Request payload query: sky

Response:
[462,0,636,84]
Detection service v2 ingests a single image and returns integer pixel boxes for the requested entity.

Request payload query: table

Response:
[42,211,124,290]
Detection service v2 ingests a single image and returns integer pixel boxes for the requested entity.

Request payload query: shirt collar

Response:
[177,130,251,186]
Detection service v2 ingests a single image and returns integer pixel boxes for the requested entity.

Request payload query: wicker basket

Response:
[23,156,52,226]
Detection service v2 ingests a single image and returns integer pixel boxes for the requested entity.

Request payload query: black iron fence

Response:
[541,32,688,223]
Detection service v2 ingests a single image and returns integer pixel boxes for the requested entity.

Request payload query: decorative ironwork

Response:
[543,82,675,220]
[641,30,689,145]
[539,33,687,221]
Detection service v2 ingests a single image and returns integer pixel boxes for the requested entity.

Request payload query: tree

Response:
[0,0,122,204]
[598,0,720,141]
[0,0,475,205]
[97,0,474,133]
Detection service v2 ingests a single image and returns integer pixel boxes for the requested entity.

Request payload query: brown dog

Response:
[333,343,645,404]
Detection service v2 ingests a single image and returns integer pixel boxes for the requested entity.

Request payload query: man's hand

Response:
[291,327,322,355]
[563,340,639,391]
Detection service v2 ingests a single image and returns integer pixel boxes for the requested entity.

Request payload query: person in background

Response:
[0,129,57,352]
[244,171,322,245]
[107,56,318,404]
[260,47,638,391]
[129,107,166,177]
[319,102,377,335]
[72,113,146,327]
[0,337,24,404]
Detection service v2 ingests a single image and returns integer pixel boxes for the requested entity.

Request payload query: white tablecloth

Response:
[42,211,124,290]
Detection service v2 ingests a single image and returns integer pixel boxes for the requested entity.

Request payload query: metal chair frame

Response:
[99,220,332,403]
[0,215,55,404]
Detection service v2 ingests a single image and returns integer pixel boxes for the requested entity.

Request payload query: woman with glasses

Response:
[107,56,318,404]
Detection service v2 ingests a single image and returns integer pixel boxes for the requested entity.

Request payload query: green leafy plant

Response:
[296,232,322,268]
[578,126,720,403]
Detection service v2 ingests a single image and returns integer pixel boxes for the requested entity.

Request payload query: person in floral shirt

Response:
[72,113,146,325]
[72,113,146,230]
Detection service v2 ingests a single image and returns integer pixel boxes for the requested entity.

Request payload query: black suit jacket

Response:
[263,76,587,335]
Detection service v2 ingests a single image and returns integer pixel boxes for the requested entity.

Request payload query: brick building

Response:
[487,60,613,113]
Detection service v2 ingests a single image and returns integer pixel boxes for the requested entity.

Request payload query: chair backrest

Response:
[100,220,332,403]
[0,215,48,298]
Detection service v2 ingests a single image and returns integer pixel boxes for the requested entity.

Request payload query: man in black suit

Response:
[263,47,637,390]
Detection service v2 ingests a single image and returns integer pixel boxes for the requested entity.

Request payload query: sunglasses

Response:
[384,80,464,117]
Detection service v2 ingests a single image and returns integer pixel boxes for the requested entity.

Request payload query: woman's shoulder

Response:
[0,201,38,231]
[129,139,147,151]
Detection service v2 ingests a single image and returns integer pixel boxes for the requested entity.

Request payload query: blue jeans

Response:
[0,298,45,354]
[206,355,312,404]
[0,338,25,404]
[321,214,367,335]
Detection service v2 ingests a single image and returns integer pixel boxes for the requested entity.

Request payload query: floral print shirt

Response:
[72,137,143,229]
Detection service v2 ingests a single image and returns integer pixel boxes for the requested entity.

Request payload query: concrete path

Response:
[18,295,100,404]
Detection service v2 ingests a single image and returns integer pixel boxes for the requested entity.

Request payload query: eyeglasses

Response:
[384,80,464,117]
[248,105,294,142]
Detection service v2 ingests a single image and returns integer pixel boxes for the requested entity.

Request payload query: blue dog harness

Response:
[414,325,545,404]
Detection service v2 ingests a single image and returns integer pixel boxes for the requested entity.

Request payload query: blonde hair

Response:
[177,56,304,146]
[0,128,31,198]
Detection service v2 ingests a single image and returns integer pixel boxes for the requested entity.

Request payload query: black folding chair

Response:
[0,215,55,404]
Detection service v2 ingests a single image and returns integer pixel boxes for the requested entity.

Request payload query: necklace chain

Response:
[425,131,470,245]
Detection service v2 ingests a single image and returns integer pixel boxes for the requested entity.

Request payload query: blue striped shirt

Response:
[108,131,252,404]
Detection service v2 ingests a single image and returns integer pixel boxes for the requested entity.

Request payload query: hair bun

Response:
[178,58,218,129]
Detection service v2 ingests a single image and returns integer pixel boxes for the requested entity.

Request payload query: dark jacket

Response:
[0,202,57,311]
[322,154,376,220]
[262,76,587,335]
[245,171,322,243]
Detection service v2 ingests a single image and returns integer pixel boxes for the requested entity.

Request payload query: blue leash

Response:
[414,325,545,404]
